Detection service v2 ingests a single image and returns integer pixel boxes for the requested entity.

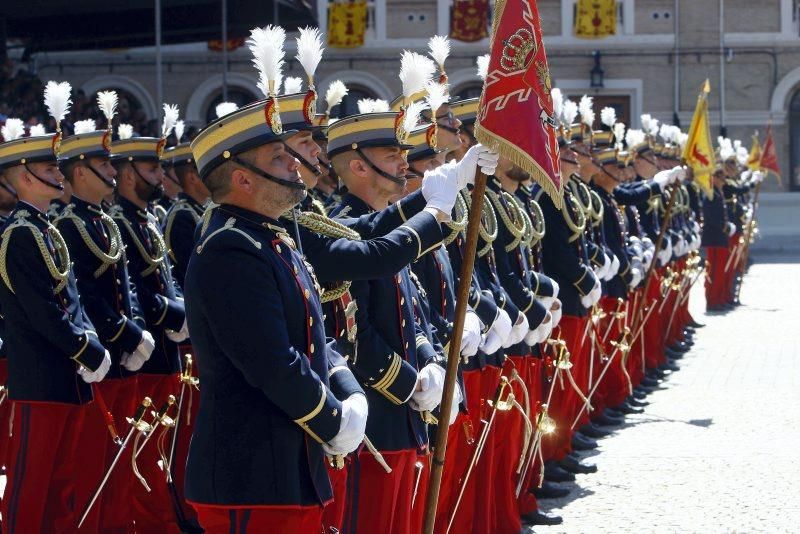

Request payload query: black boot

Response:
[614,400,645,415]
[544,461,576,482]
[572,432,598,450]
[521,510,564,526]
[560,453,598,474]
[532,480,571,499]
[580,422,613,438]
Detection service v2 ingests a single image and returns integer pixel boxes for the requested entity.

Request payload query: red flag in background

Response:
[760,123,782,183]
[450,0,490,43]
[474,0,563,205]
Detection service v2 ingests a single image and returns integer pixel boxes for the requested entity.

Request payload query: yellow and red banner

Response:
[760,124,781,183]
[450,0,490,43]
[475,0,563,205]
[574,0,617,39]
[682,80,714,198]
[747,133,762,171]
[328,1,368,49]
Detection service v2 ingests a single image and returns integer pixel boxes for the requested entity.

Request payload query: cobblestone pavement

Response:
[535,255,800,533]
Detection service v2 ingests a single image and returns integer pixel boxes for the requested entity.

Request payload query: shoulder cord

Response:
[53,205,123,278]
[164,200,202,262]
[561,192,587,239]
[464,190,498,257]
[0,211,70,294]
[589,189,605,227]
[442,191,469,246]
[109,206,167,277]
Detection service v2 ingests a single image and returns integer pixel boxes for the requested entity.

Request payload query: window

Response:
[453,83,483,101]
[790,90,800,190]
[205,88,258,124]
[335,85,379,118]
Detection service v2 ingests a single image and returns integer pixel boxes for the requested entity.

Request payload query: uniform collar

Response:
[178,192,205,214]
[117,196,150,221]
[70,194,105,215]
[216,203,282,233]
[338,193,373,217]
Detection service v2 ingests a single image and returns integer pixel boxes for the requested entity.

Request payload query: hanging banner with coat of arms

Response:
[450,0,490,43]
[474,0,563,206]
[328,1,368,48]
[574,0,617,39]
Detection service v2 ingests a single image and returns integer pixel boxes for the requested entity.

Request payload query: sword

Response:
[78,397,152,528]
[446,377,510,534]
[166,354,199,480]
[134,395,176,460]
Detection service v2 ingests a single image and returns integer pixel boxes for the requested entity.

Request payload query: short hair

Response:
[330,151,358,183]
[173,163,198,187]
[204,147,257,203]
[60,160,82,183]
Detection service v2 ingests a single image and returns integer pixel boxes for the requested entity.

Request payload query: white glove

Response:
[78,350,112,383]
[725,222,736,237]
[166,319,189,343]
[460,310,482,358]
[480,308,512,354]
[410,364,446,412]
[672,237,684,256]
[628,267,642,289]
[448,385,463,426]
[452,144,500,189]
[692,220,701,234]
[657,236,672,266]
[504,312,529,347]
[421,167,459,218]
[121,331,155,372]
[752,170,764,184]
[673,166,687,183]
[580,278,602,308]
[550,299,563,329]
[524,311,552,345]
[322,394,368,456]
[550,280,560,300]
[642,236,655,252]
[607,254,620,281]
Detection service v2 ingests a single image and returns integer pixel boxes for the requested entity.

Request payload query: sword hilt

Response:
[127,397,153,433]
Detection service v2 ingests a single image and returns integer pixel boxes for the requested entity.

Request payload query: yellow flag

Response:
[747,133,762,171]
[327,1,368,49]
[574,0,618,39]
[682,80,714,198]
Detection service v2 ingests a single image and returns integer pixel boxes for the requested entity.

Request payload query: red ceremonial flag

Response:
[474,0,563,205]
[760,123,782,183]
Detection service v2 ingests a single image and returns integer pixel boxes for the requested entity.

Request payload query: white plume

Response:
[29,124,47,137]
[1,118,25,141]
[600,107,616,129]
[562,99,578,126]
[659,123,672,143]
[283,76,303,95]
[357,98,390,114]
[175,120,185,143]
[625,128,645,149]
[162,103,179,139]
[403,100,429,135]
[551,88,563,124]
[640,114,653,133]
[612,122,626,145]
[578,95,594,127]
[324,80,348,113]
[96,90,118,125]
[735,140,748,165]
[73,119,97,135]
[424,81,448,116]
[677,132,689,149]
[216,102,239,118]
[428,35,450,72]
[248,25,286,98]
[295,26,324,86]
[476,54,490,81]
[43,81,72,126]
[399,51,436,99]
[118,123,134,140]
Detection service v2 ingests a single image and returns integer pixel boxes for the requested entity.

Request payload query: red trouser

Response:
[2,402,87,533]
[73,377,138,533]
[347,447,422,534]
[322,459,349,533]
[132,373,182,533]
[470,365,503,534]
[643,270,666,369]
[705,246,729,308]
[542,315,587,460]
[492,355,530,534]
[192,503,324,534]
[597,296,630,410]
[434,369,484,534]
[521,357,545,499]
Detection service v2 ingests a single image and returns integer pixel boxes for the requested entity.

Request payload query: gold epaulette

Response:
[464,189,498,257]
[164,199,202,262]
[108,205,167,276]
[53,204,123,278]
[0,210,70,294]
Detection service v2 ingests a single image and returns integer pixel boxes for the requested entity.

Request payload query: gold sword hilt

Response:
[127,397,154,434]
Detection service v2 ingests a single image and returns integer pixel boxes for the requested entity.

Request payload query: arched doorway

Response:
[204,87,259,124]
[790,90,800,191]
[335,85,379,118]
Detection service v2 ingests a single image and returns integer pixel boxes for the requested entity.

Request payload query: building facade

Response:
[28,0,800,190]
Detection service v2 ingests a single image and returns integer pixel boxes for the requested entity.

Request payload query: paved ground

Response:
[535,253,800,533]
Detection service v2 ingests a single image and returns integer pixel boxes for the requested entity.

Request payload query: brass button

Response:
[400,297,405,305]
[405,342,409,349]
[309,317,314,327]
[276,244,282,253]
[401,319,406,327]
[304,289,310,299]
[310,343,315,354]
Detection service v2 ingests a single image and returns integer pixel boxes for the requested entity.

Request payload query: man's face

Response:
[163,168,182,199]
[428,104,463,153]
[406,154,442,194]
[633,154,658,178]
[507,163,530,183]
[26,161,65,200]
[574,150,599,182]
[603,162,623,182]
[132,160,165,202]
[362,146,409,198]
[84,156,117,195]
[248,142,305,213]
[285,131,321,189]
